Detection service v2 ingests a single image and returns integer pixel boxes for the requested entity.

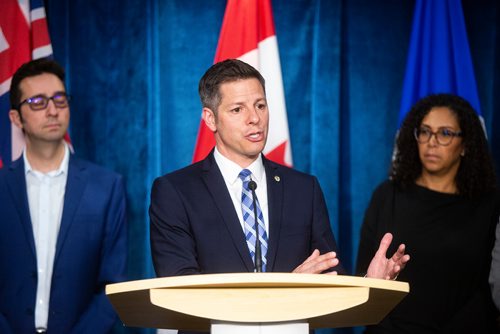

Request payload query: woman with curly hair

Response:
[356,93,499,333]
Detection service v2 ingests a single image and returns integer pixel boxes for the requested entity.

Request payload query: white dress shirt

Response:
[213,147,269,237]
[24,144,69,330]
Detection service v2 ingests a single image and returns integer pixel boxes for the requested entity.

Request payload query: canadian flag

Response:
[192,0,292,167]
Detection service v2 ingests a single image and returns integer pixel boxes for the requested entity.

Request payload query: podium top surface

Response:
[106,272,408,293]
[106,273,409,331]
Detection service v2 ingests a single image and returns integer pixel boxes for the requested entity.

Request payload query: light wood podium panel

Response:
[106,273,409,331]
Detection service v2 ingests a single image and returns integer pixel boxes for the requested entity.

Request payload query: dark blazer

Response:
[0,155,127,334]
[150,152,340,277]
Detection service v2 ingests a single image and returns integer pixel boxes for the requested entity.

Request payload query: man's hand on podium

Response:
[292,249,340,274]
[366,233,410,280]
[290,232,409,279]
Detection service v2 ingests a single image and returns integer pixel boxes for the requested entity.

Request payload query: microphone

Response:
[248,179,263,272]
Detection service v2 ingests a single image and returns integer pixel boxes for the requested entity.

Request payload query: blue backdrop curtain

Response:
[44,0,500,333]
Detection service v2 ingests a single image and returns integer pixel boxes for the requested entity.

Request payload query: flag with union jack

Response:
[0,0,54,169]
[192,0,293,167]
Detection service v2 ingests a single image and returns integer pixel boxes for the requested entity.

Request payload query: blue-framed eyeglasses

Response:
[16,92,71,111]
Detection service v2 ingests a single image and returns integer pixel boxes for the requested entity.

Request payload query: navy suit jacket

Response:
[150,152,340,277]
[0,155,127,334]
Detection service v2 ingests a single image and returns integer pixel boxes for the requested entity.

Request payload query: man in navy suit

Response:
[0,59,127,333]
[150,59,408,279]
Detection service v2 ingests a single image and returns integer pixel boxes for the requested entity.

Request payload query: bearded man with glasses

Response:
[356,93,499,333]
[0,58,127,334]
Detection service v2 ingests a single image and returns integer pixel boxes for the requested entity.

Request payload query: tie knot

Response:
[238,169,252,182]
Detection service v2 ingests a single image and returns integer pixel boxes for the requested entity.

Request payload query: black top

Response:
[356,180,500,334]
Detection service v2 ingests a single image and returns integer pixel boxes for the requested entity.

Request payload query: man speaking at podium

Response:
[150,59,408,281]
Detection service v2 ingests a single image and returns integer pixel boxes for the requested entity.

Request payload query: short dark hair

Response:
[10,58,66,109]
[391,93,497,197]
[198,59,266,112]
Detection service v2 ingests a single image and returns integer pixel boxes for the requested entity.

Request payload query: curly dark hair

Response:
[391,93,497,198]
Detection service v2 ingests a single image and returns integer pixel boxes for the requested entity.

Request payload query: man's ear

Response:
[202,107,217,133]
[9,109,23,129]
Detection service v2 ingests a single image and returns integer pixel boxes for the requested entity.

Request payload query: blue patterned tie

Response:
[239,169,268,272]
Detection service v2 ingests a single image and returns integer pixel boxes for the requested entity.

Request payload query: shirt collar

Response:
[213,147,265,185]
[24,142,70,177]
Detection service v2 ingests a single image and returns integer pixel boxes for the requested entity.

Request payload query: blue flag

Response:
[398,0,481,126]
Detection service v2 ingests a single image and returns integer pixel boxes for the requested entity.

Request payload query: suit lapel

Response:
[6,159,37,257]
[263,158,284,272]
[201,153,256,272]
[54,156,87,262]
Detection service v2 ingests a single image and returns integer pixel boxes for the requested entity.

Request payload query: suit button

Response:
[31,271,37,278]
[25,308,33,315]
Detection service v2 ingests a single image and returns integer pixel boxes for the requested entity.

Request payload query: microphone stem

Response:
[250,186,263,272]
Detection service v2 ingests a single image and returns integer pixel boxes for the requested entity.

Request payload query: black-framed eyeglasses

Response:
[15,92,71,111]
[414,127,462,146]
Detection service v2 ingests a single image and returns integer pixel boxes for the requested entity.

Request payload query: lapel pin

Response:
[274,176,280,182]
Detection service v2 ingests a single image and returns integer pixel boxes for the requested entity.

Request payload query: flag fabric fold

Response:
[398,0,482,126]
[193,0,293,167]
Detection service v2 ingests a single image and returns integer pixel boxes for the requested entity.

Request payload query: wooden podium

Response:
[106,273,409,333]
